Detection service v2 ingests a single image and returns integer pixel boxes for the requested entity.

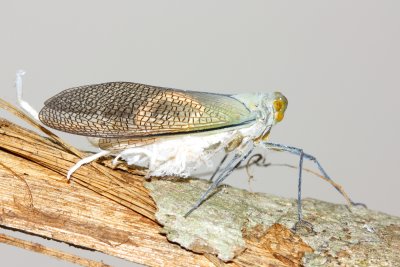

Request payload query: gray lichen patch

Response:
[299,200,400,266]
[145,178,400,265]
[145,177,298,261]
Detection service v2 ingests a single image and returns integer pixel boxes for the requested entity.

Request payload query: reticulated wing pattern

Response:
[39,82,255,138]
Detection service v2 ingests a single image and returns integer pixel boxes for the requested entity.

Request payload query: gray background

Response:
[0,0,399,266]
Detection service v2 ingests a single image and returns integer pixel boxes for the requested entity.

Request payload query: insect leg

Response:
[67,150,111,180]
[258,142,313,229]
[208,154,229,182]
[185,143,254,217]
[261,142,362,227]
[262,142,359,200]
[15,70,39,120]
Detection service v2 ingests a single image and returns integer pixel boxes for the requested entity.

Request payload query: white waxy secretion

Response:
[110,119,268,177]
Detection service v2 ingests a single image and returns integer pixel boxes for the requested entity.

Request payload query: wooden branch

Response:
[0,98,399,266]
[0,233,111,267]
[0,114,210,266]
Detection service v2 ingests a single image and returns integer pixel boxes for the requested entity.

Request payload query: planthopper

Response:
[15,70,360,229]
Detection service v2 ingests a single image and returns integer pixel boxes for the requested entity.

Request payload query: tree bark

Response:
[0,98,399,266]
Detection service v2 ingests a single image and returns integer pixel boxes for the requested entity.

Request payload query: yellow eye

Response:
[273,99,283,111]
[271,93,288,124]
[275,112,284,122]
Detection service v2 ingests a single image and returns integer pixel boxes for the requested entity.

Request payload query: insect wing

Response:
[39,82,256,138]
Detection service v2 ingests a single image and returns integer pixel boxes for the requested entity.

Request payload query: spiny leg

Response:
[262,142,362,204]
[185,144,254,217]
[208,154,229,182]
[240,153,356,207]
[67,150,111,180]
[261,142,363,229]
[261,142,314,229]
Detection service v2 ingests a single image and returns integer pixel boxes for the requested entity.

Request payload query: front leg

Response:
[261,142,364,229]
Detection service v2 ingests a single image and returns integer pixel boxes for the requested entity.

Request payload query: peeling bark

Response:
[146,178,400,266]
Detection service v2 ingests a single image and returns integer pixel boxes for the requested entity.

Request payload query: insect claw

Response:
[112,155,121,166]
[183,208,195,218]
[67,160,93,181]
[67,162,82,180]
[292,219,315,235]
[184,201,201,218]
[144,172,152,180]
[350,201,368,208]
[66,169,74,181]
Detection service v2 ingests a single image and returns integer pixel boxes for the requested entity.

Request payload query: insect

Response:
[15,70,358,227]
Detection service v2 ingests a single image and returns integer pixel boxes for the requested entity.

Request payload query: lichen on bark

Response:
[146,178,400,266]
